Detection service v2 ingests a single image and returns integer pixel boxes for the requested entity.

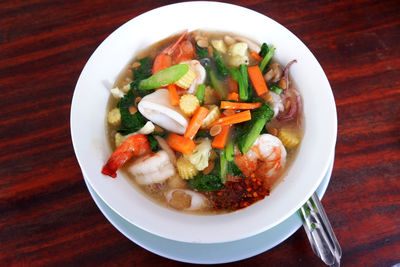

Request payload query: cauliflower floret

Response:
[229,55,249,67]
[184,138,212,171]
[115,132,125,147]
[121,83,131,93]
[137,121,155,135]
[228,42,249,67]
[229,42,248,56]
[111,87,124,99]
[114,121,155,147]
[211,39,227,54]
[107,108,121,126]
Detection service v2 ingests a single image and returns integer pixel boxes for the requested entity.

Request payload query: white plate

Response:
[84,153,334,264]
[71,1,337,243]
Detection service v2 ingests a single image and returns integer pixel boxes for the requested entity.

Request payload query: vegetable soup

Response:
[103,30,303,214]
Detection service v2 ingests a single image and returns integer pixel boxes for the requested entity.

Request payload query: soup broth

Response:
[103,30,303,214]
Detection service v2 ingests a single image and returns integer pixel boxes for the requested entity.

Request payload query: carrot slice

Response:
[210,110,251,126]
[250,51,263,62]
[167,84,180,106]
[247,66,269,96]
[167,133,196,154]
[226,92,239,102]
[227,76,238,93]
[212,125,231,149]
[221,101,262,110]
[184,106,209,139]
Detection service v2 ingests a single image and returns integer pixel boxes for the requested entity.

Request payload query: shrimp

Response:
[152,30,195,74]
[234,134,287,187]
[102,134,151,178]
[127,150,176,185]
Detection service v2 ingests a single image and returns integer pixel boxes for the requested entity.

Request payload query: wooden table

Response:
[1,0,399,266]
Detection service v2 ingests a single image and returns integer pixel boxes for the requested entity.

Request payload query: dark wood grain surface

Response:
[1,0,399,266]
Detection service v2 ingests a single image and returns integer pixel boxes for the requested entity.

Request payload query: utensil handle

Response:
[299,192,342,266]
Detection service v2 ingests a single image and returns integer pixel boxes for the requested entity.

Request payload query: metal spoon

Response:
[299,192,342,266]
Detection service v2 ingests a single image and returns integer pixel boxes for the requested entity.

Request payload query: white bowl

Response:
[71,2,337,244]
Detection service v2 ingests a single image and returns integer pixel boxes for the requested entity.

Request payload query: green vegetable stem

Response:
[228,67,248,101]
[259,43,269,58]
[269,84,283,95]
[219,150,228,184]
[209,68,227,98]
[259,45,276,73]
[196,84,206,104]
[228,160,244,177]
[224,139,234,162]
[239,64,249,96]
[213,49,228,77]
[237,103,274,154]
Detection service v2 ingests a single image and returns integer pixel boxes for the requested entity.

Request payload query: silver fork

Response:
[299,192,342,266]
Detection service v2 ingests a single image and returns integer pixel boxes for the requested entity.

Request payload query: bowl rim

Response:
[70,1,337,244]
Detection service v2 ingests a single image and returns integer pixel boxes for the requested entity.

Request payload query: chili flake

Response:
[205,175,270,211]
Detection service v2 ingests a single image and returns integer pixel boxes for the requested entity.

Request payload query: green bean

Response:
[138,64,189,90]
